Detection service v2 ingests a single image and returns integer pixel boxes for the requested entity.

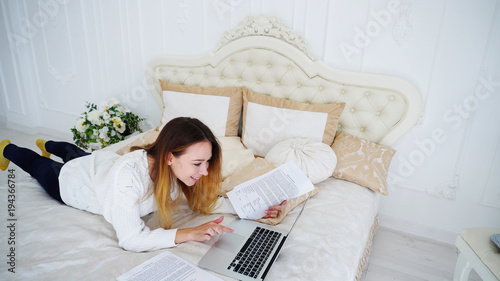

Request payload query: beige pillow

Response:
[221,158,319,225]
[157,80,243,136]
[331,132,395,195]
[218,136,255,180]
[241,88,345,157]
[116,130,160,155]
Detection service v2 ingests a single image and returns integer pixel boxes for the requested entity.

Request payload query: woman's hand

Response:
[175,216,233,244]
[262,200,287,219]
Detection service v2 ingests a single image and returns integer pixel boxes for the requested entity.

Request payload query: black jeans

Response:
[4,141,89,203]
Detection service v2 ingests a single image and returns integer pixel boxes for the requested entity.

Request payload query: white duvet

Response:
[0,165,378,281]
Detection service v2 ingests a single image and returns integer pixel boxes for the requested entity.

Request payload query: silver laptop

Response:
[198,195,310,280]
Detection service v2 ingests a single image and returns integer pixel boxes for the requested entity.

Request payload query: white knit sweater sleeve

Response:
[104,161,177,252]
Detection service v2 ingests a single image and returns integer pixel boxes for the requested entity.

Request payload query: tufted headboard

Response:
[147,16,421,146]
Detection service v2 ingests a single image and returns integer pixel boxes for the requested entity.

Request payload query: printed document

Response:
[117,251,222,281]
[227,161,314,220]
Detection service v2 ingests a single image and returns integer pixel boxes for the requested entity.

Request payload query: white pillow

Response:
[159,91,231,136]
[157,81,243,137]
[241,88,345,157]
[265,138,337,184]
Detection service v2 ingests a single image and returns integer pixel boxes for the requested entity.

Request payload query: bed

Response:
[0,16,421,281]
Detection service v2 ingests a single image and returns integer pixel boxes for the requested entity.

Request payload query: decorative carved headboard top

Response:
[147,16,421,146]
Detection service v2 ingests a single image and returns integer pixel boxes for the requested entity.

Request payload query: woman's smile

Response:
[169,141,212,186]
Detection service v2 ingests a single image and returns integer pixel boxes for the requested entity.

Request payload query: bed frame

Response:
[147,16,421,147]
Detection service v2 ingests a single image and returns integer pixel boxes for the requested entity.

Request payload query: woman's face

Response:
[168,140,212,186]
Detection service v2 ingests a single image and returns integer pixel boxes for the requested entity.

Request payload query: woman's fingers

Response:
[209,216,233,235]
[263,200,287,218]
[175,216,233,244]
[201,216,233,240]
[212,215,224,224]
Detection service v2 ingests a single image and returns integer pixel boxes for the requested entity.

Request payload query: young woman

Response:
[0,117,284,252]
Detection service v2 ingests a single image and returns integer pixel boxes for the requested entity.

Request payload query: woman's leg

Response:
[3,143,64,203]
[44,140,89,163]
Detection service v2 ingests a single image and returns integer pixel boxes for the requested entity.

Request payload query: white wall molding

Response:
[391,0,414,45]
[47,65,76,85]
[177,0,190,33]
[97,1,110,95]
[1,1,27,116]
[426,175,459,201]
[478,120,500,209]
[79,1,95,95]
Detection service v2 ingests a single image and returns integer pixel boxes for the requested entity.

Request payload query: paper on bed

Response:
[117,251,222,281]
[226,161,314,220]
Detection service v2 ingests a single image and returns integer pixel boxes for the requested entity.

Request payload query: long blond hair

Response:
[131,117,221,229]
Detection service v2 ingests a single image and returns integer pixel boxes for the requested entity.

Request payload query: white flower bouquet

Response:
[71,98,144,150]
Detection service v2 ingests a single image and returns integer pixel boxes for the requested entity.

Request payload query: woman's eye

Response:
[194,163,201,166]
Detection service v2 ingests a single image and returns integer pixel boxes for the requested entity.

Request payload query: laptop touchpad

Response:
[214,233,245,252]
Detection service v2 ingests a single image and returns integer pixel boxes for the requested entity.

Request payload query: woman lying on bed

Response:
[0,117,285,252]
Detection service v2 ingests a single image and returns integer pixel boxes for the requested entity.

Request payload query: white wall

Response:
[1,0,499,244]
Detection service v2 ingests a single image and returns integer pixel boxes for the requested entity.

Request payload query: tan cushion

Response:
[221,158,319,225]
[116,130,160,155]
[218,137,255,180]
[331,131,395,195]
[461,227,500,278]
[241,87,345,157]
[157,80,243,136]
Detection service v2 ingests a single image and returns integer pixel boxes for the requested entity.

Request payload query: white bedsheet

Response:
[0,165,378,281]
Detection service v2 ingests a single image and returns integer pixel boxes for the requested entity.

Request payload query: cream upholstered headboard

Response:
[147,16,421,146]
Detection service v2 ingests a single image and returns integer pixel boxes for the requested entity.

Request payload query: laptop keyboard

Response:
[227,227,282,278]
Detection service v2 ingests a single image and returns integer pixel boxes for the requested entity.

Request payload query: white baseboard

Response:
[378,214,459,246]
[3,122,72,141]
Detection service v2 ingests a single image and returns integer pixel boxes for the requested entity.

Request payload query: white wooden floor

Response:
[363,227,482,281]
[0,124,483,281]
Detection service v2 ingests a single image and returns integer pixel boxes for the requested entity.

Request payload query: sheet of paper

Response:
[227,161,314,220]
[117,251,222,281]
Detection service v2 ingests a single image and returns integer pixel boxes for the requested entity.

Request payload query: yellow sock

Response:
[36,139,51,158]
[0,139,11,171]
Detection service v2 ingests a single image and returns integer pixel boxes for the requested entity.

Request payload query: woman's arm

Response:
[104,163,178,252]
[174,200,285,244]
[175,216,233,244]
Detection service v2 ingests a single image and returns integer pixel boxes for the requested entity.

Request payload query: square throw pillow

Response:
[241,88,345,157]
[221,158,319,225]
[218,136,255,180]
[331,132,395,195]
[156,80,243,136]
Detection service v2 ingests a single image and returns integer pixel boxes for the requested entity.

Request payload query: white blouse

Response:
[58,149,234,252]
